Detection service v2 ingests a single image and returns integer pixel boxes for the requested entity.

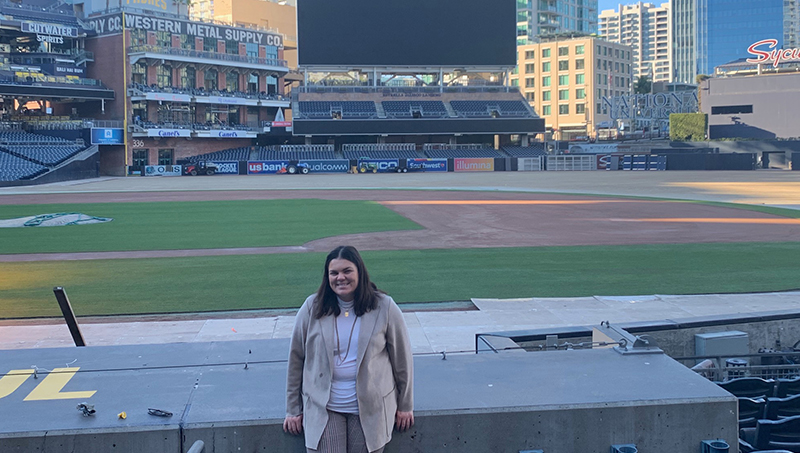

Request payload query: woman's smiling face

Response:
[328,258,359,302]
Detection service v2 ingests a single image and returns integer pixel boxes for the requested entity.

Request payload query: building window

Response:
[131,62,146,85]
[576,88,586,99]
[558,60,569,71]
[525,77,535,88]
[157,65,172,87]
[226,71,239,92]
[576,103,585,114]
[246,43,258,58]
[226,39,239,54]
[526,92,535,101]
[542,48,551,58]
[615,49,620,58]
[525,63,536,73]
[615,62,620,71]
[559,104,569,115]
[542,62,550,72]
[576,59,585,70]
[248,72,259,92]
[597,58,601,69]
[558,89,569,100]
[558,46,569,56]
[512,66,519,75]
[603,60,608,70]
[603,47,608,56]
[511,79,519,87]
[596,103,602,114]
[158,149,174,165]
[130,29,146,47]
[205,68,218,90]
[180,67,196,89]
[542,76,551,87]
[180,34,193,50]
[558,75,569,85]
[711,105,753,115]
[132,149,148,168]
[156,31,170,48]
[542,91,551,101]
[575,73,585,84]
[204,37,217,52]
[542,105,551,115]
[525,50,535,59]
[576,44,585,55]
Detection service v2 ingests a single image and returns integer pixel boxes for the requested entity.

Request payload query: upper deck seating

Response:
[424,148,501,158]
[382,101,448,118]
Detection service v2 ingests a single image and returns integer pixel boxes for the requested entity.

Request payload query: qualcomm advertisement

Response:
[208,161,239,174]
[302,159,349,173]
[406,158,448,172]
[357,159,399,173]
[90,128,124,145]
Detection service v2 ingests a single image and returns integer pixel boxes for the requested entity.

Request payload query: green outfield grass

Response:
[0,199,422,254]
[1,242,798,318]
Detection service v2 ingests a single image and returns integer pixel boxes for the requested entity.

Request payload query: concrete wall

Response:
[700,73,800,139]
[0,340,736,453]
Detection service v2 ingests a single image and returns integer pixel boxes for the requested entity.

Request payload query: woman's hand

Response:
[395,410,414,432]
[283,414,303,435]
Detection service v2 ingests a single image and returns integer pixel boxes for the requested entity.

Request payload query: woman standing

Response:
[284,246,414,453]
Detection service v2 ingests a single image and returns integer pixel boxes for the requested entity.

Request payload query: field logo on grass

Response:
[0,213,113,228]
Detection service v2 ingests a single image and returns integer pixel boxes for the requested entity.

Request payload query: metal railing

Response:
[679,352,800,382]
[127,45,287,68]
[0,74,106,87]
[293,85,517,94]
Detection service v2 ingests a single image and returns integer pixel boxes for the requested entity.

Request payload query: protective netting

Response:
[0,213,113,228]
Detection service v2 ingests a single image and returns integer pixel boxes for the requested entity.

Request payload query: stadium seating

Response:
[450,100,532,118]
[3,145,82,166]
[0,150,48,181]
[382,101,448,118]
[342,150,420,159]
[186,147,252,163]
[254,147,336,160]
[778,377,800,398]
[424,148,501,158]
[739,397,767,428]
[503,144,547,157]
[0,130,74,144]
[718,377,777,399]
[297,101,377,119]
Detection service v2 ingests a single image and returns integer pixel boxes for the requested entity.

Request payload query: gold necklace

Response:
[333,315,357,365]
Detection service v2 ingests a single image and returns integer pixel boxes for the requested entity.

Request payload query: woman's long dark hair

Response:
[313,246,382,319]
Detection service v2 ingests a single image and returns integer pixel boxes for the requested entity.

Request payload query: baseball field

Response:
[0,172,799,319]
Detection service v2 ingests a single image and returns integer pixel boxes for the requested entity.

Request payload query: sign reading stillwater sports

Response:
[454,158,494,172]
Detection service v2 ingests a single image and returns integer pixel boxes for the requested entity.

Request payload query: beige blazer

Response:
[286,293,414,452]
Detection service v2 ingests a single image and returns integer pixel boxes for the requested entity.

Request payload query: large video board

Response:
[297,0,515,67]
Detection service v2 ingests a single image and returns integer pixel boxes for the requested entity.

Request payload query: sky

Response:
[598,0,620,13]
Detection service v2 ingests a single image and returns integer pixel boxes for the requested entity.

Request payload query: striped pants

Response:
[308,410,385,453]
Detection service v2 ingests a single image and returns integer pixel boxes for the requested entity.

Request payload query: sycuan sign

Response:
[746,39,800,67]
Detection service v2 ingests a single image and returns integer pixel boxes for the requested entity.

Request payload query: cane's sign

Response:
[746,39,800,67]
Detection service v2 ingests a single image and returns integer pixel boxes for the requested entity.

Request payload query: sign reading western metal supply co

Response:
[454,158,494,172]
[86,13,283,48]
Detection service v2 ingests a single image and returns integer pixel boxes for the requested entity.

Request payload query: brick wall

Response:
[133,138,255,164]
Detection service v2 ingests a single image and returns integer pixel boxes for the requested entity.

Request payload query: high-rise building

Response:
[599,2,671,84]
[517,0,599,44]
[511,35,633,140]
[671,0,799,84]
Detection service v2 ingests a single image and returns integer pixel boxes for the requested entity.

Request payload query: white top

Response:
[327,298,360,414]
